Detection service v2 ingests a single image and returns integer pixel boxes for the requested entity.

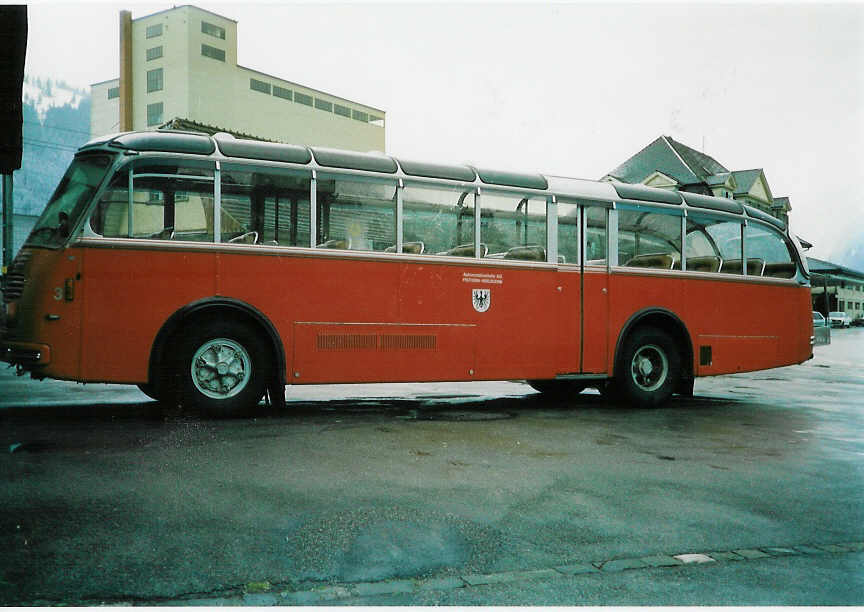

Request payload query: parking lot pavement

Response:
[0,329,862,605]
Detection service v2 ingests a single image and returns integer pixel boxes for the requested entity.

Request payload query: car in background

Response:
[813,311,827,327]
[828,311,852,328]
[851,317,864,327]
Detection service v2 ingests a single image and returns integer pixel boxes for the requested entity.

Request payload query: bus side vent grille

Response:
[380,334,437,351]
[1,250,30,304]
[699,345,712,366]
[317,334,378,351]
[315,333,438,351]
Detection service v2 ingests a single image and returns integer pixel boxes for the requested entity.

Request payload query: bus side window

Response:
[745,223,796,278]
[91,161,215,241]
[687,215,742,274]
[402,184,475,256]
[90,172,129,237]
[481,193,547,261]
[221,163,312,246]
[316,178,396,252]
[585,206,607,265]
[618,208,682,270]
[557,202,579,265]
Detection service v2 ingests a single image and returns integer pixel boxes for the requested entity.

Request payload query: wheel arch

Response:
[612,308,694,391]
[148,297,286,403]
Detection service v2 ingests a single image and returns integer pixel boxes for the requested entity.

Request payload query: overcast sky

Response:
[24,2,864,261]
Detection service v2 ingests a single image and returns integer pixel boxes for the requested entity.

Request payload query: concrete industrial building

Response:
[90,5,385,151]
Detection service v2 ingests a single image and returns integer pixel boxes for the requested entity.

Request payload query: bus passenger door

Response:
[581,266,609,373]
[580,206,609,374]
[555,268,582,374]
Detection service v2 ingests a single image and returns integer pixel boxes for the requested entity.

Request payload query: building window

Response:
[250,78,271,94]
[273,85,292,101]
[201,21,226,39]
[146,46,163,61]
[107,87,119,100]
[147,102,163,126]
[352,109,368,122]
[295,92,312,106]
[146,68,163,93]
[314,98,332,112]
[369,115,384,127]
[334,104,350,118]
[146,23,163,39]
[201,44,225,62]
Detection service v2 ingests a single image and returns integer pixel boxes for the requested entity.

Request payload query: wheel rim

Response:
[630,343,668,392]
[191,338,251,399]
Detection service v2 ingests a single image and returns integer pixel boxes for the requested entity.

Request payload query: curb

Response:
[16,539,864,606]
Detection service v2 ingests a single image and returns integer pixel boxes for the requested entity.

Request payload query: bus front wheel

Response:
[616,326,680,408]
[174,319,269,418]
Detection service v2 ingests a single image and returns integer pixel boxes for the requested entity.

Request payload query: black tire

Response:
[136,382,160,401]
[172,319,270,418]
[526,379,586,399]
[615,326,681,408]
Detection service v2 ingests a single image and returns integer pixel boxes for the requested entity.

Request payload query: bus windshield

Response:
[26,154,114,248]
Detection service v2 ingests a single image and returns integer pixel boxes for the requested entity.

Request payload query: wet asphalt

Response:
[0,328,862,605]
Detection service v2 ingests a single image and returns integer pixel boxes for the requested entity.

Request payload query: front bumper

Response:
[0,341,51,367]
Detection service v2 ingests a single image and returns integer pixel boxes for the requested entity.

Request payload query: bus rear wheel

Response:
[173,319,269,418]
[616,326,680,408]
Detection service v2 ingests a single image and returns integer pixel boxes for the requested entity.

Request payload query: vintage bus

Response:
[1,131,814,416]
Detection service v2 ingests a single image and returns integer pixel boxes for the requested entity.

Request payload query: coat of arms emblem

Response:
[472,288,491,312]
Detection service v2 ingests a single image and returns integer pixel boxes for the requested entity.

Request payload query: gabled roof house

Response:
[603,135,792,226]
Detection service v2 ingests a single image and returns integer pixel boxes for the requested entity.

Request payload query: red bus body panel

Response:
[9,242,811,387]
[1,248,83,381]
[607,270,811,376]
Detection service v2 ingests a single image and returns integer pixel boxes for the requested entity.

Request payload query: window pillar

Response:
[214,161,221,242]
[395,179,404,253]
[309,171,317,248]
[546,195,557,264]
[474,188,482,259]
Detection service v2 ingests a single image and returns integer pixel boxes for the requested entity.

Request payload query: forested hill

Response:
[15,76,91,216]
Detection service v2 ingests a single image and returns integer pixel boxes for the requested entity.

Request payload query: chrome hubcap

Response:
[630,344,668,392]
[191,338,251,399]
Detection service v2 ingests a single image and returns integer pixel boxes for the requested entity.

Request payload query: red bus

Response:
[1,131,814,416]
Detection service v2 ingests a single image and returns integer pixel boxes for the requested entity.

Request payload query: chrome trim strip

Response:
[132,173,214,181]
[582,265,608,274]
[294,321,475,327]
[610,265,799,285]
[72,237,562,269]
[554,373,608,381]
